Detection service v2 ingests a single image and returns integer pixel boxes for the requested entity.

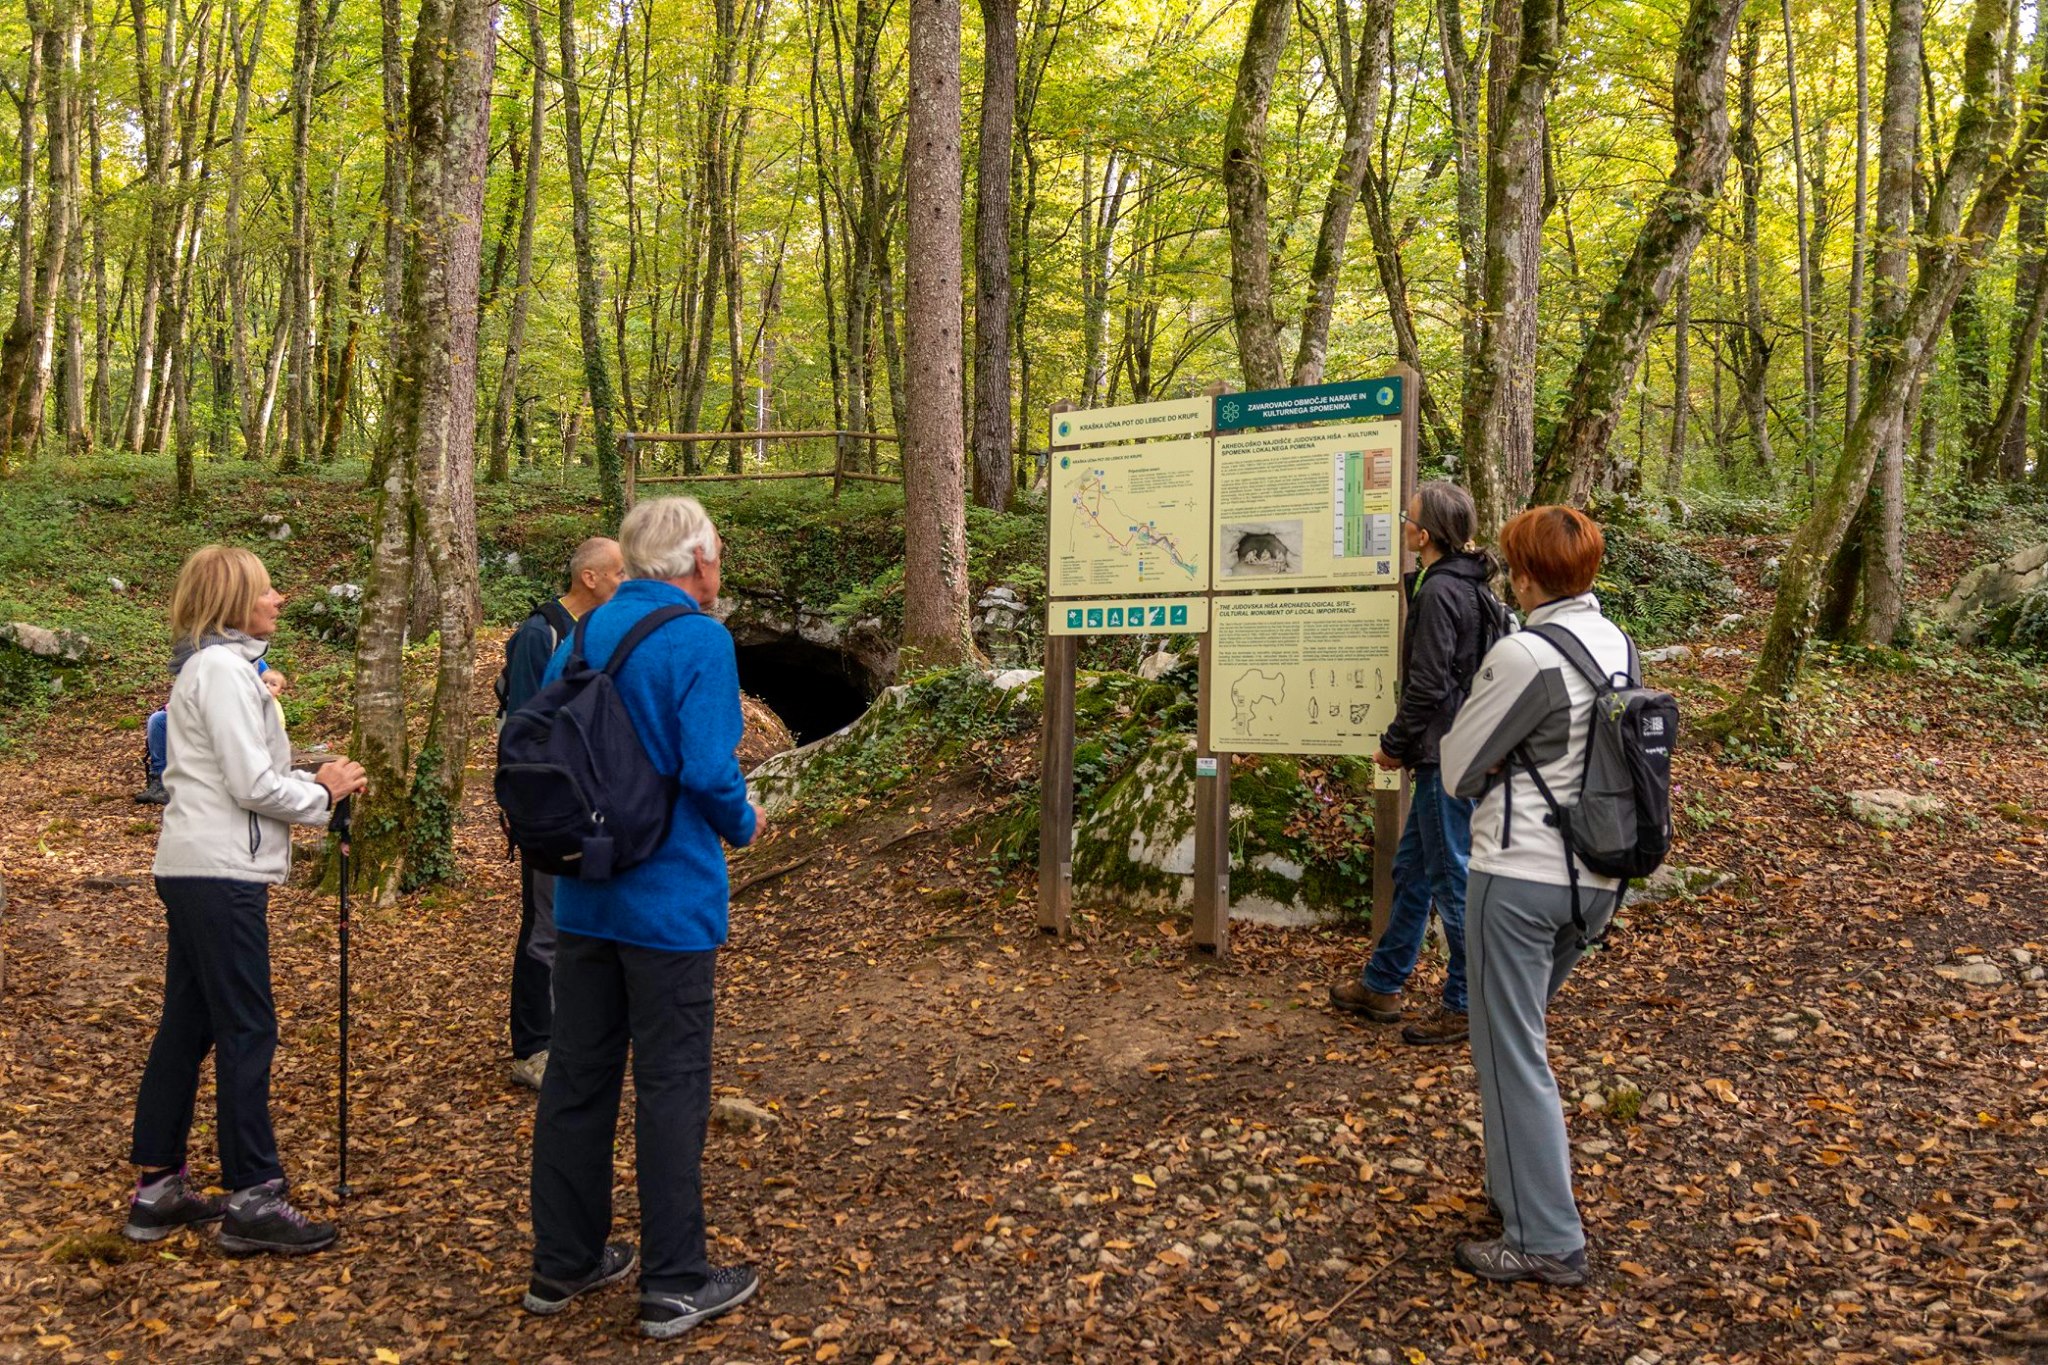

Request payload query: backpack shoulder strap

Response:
[1525,622,1620,692]
[537,598,577,648]
[602,604,697,678]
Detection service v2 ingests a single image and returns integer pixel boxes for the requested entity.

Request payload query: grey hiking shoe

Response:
[524,1241,637,1315]
[122,1167,225,1241]
[134,777,169,806]
[219,1179,337,1255]
[508,1050,549,1092]
[1454,1237,1587,1285]
[639,1265,760,1339]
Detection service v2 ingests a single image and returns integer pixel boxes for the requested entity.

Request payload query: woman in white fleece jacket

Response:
[1438,505,1631,1288]
[123,546,366,1256]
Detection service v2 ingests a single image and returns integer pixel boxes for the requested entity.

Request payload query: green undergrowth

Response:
[768,660,1384,922]
[1596,517,1744,645]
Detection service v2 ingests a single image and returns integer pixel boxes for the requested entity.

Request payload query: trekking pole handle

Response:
[330,795,352,841]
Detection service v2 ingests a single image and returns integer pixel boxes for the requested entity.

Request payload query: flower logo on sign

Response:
[1219,400,1242,425]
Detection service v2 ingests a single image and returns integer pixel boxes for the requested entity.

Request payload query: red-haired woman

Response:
[1440,505,1632,1286]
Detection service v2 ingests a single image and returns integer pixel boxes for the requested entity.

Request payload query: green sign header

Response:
[1213,375,1403,432]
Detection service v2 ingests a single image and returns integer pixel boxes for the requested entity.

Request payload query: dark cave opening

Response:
[734,638,874,747]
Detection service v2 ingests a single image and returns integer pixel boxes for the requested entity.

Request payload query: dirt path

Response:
[4,641,2048,1363]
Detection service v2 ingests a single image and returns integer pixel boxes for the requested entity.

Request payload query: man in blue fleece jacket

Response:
[524,497,764,1340]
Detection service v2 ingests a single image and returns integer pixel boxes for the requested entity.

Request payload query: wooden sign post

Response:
[1039,368,1421,961]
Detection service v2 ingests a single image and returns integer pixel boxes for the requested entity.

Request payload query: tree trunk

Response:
[1439,0,1483,467]
[1666,270,1691,496]
[1530,0,1744,505]
[1729,0,2030,733]
[278,0,319,473]
[4,0,76,462]
[1732,20,1774,477]
[559,0,622,523]
[1844,0,1870,444]
[370,0,406,483]
[488,0,546,483]
[224,0,267,461]
[1780,0,1819,473]
[349,0,497,897]
[1292,0,1395,388]
[1463,0,1559,540]
[901,0,973,668]
[970,0,1015,509]
[1220,0,1289,391]
[1360,163,1456,464]
[0,12,47,471]
[1854,0,1925,643]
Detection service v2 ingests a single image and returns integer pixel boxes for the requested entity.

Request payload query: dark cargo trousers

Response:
[510,856,557,1060]
[1467,869,1618,1257]
[130,876,287,1191]
[530,932,716,1294]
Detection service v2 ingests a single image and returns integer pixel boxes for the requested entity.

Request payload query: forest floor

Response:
[6,508,2048,1363]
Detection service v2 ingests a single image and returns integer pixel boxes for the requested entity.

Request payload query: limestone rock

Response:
[1846,788,1948,830]
[709,1096,780,1132]
[1137,649,1186,681]
[1625,863,1728,906]
[0,621,94,664]
[1936,542,2048,643]
[1933,961,2004,988]
[1642,644,1693,666]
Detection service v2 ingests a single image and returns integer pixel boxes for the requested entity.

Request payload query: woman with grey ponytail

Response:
[1328,481,1509,1046]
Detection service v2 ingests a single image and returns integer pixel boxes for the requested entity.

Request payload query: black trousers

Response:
[510,857,557,1059]
[130,877,285,1190]
[531,932,716,1293]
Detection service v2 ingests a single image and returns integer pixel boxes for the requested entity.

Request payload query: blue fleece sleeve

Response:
[676,621,757,848]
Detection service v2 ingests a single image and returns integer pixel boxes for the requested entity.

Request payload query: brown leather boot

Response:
[1328,980,1404,1022]
[1401,1006,1469,1046]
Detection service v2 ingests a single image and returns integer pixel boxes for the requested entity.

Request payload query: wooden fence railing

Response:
[622,430,903,505]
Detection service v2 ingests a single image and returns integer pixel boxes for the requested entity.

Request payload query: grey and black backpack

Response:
[1514,622,1679,945]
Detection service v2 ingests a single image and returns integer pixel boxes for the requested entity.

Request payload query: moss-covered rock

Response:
[752,665,1381,925]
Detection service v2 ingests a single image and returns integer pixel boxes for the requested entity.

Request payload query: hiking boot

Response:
[639,1265,761,1340]
[1328,980,1404,1022]
[508,1050,549,1092]
[122,1167,225,1242]
[1402,1006,1469,1046]
[218,1179,337,1255]
[134,777,169,806]
[523,1241,637,1315]
[1454,1237,1587,1286]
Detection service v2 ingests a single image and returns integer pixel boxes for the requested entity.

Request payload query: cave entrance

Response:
[734,638,874,747]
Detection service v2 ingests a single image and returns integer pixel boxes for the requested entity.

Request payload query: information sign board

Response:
[1050,435,1212,596]
[1047,596,1209,636]
[1206,591,1400,756]
[1050,396,1211,448]
[1213,421,1402,591]
[1213,376,1403,431]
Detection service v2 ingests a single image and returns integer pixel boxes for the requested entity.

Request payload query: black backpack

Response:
[1514,622,1679,945]
[493,598,577,722]
[494,604,694,881]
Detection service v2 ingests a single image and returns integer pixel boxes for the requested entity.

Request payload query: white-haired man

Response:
[522,498,763,1339]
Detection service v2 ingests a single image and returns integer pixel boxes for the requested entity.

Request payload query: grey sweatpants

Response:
[1467,868,1618,1256]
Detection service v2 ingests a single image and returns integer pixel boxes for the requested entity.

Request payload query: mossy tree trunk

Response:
[346,0,496,899]
[1531,0,1744,505]
[1463,0,1558,541]
[1724,0,2038,739]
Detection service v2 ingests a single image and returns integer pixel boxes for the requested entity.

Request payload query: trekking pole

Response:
[331,795,354,1201]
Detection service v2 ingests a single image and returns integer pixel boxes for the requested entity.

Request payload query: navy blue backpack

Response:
[494,604,693,880]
